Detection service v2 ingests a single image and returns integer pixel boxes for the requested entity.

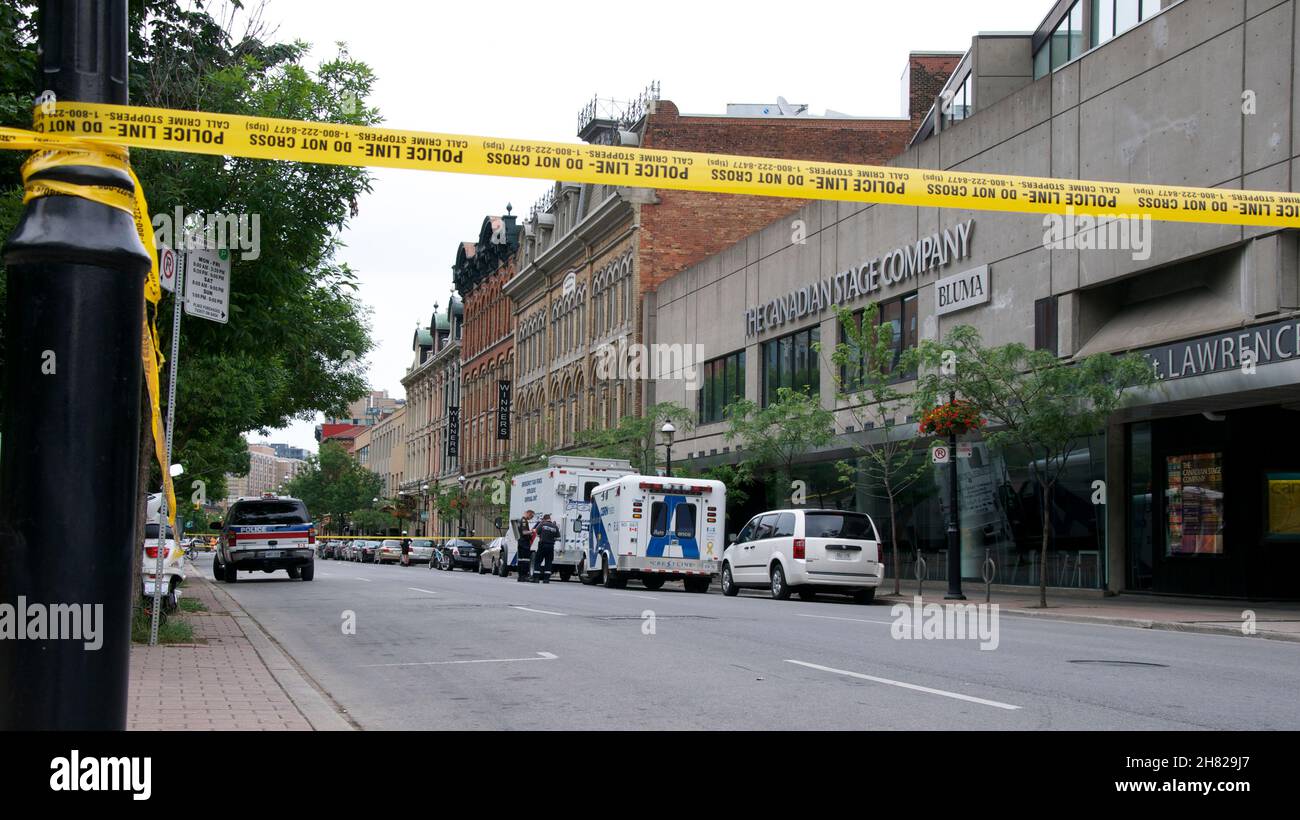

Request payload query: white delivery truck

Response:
[505,456,636,580]
[585,475,725,592]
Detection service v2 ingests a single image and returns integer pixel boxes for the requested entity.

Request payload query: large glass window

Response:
[839,293,918,390]
[673,504,697,539]
[698,350,745,424]
[762,326,820,405]
[1050,11,1071,70]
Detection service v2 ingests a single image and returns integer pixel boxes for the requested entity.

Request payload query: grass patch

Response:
[131,604,196,644]
[178,598,208,613]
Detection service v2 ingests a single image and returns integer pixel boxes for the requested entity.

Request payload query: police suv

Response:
[212,494,316,582]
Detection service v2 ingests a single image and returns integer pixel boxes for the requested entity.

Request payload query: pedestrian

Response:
[531,513,561,583]
[515,509,536,582]
[400,537,411,567]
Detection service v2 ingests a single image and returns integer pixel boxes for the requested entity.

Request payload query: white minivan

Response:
[720,509,882,603]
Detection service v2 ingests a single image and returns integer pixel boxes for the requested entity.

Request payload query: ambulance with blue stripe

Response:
[584,476,725,593]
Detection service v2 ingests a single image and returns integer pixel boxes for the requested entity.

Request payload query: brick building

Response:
[454,210,520,536]
[400,297,463,536]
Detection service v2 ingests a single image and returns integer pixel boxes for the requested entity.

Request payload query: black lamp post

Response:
[457,474,467,537]
[945,390,966,600]
[661,421,676,477]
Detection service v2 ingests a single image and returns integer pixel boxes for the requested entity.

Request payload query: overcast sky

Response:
[258,0,1051,451]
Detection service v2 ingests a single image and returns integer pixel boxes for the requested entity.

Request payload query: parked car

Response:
[479,536,508,575]
[432,539,480,571]
[317,541,334,560]
[376,539,405,565]
[141,520,186,612]
[336,540,352,561]
[720,509,882,603]
[356,540,380,563]
[408,538,436,565]
[212,494,316,582]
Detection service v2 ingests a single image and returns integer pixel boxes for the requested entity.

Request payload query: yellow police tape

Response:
[1,128,176,528]
[3,97,1300,536]
[20,100,1300,228]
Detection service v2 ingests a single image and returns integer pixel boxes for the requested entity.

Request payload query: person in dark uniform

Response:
[400,537,411,567]
[531,513,561,583]
[515,510,536,582]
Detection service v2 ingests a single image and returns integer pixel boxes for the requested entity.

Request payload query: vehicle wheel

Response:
[224,563,237,583]
[212,557,224,582]
[287,566,301,580]
[770,565,791,600]
[602,559,626,589]
[301,562,315,582]
[640,575,665,591]
[684,577,711,594]
[163,579,180,614]
[852,588,875,604]
[721,564,739,597]
[501,562,510,578]
[797,589,817,601]
[478,562,488,575]
[559,569,573,583]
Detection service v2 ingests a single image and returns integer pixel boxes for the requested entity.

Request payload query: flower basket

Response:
[918,399,984,437]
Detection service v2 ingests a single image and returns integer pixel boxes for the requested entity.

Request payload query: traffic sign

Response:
[183,247,231,324]
[159,247,177,293]
[957,442,973,459]
[932,444,950,464]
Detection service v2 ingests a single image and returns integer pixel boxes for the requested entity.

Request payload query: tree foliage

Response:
[283,440,382,532]
[724,387,835,505]
[915,325,1156,606]
[824,303,931,594]
[0,1,379,503]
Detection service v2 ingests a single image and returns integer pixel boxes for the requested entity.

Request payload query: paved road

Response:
[193,554,1300,730]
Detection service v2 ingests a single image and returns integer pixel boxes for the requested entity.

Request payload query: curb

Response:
[877,594,1300,644]
[199,575,357,730]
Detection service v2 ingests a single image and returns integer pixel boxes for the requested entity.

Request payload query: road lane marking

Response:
[796,613,895,626]
[784,659,1022,711]
[407,587,439,595]
[510,605,567,617]
[354,577,371,582]
[361,651,558,668]
[609,592,658,600]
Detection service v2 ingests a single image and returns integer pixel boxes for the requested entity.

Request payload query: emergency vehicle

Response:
[585,475,725,592]
[504,456,636,580]
[211,494,316,582]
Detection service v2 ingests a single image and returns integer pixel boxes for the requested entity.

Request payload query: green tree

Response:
[284,440,382,533]
[571,402,694,475]
[915,325,1156,607]
[723,387,835,507]
[0,1,378,524]
[824,303,930,594]
[349,507,396,536]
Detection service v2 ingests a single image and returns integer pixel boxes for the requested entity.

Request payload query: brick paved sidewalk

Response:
[127,571,313,730]
[878,584,1300,642]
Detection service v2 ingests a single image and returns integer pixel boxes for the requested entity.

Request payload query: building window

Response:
[839,293,919,389]
[1035,296,1059,356]
[697,350,746,424]
[942,73,973,126]
[762,325,820,406]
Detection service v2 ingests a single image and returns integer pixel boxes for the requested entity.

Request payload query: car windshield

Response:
[230,499,309,526]
[804,513,873,539]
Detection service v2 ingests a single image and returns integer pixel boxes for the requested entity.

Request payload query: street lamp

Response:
[661,421,676,477]
[457,475,467,537]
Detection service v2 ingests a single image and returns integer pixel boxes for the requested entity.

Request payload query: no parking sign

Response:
[932,444,951,464]
[159,247,177,293]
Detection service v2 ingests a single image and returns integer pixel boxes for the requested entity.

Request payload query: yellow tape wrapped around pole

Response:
[4,132,177,528]
[12,100,1300,229]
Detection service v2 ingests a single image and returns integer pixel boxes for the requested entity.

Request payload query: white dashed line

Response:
[407,587,439,595]
[361,651,558,668]
[510,605,567,617]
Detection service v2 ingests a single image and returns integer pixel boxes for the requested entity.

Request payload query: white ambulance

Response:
[584,475,725,592]
[505,456,636,580]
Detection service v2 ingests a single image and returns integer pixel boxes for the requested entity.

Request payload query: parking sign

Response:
[932,444,950,464]
[159,247,177,293]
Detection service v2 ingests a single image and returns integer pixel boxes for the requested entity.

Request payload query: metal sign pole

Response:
[149,248,184,645]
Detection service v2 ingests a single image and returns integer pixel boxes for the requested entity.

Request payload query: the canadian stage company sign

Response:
[744,220,974,337]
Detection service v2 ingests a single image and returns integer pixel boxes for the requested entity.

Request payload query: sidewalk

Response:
[877,583,1300,642]
[127,569,350,730]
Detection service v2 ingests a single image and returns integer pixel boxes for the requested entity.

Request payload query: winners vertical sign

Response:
[446,407,460,459]
[497,381,512,440]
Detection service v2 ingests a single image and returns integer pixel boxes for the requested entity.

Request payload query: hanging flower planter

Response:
[918,399,985,437]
